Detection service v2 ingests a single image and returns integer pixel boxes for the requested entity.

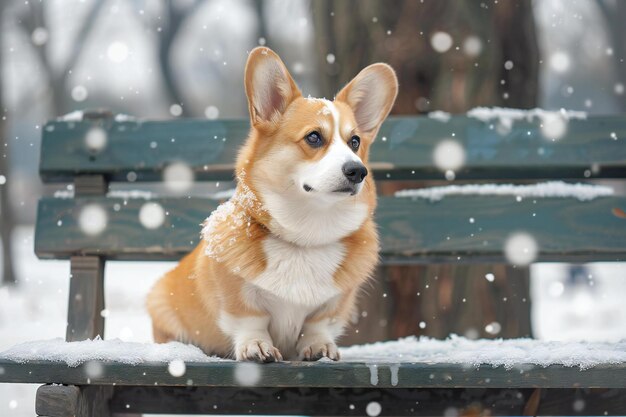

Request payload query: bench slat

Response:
[40,116,626,182]
[1,359,625,388]
[110,386,626,416]
[34,195,626,263]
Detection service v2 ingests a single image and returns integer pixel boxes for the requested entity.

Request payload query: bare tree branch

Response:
[15,0,106,115]
[142,0,206,116]
[597,0,626,112]
[252,0,268,46]
[124,0,209,116]
[60,0,108,85]
[0,1,16,285]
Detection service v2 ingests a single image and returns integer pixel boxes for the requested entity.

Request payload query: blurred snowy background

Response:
[1,0,625,415]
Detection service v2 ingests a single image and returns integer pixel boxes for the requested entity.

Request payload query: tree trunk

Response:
[312,0,538,112]
[597,0,626,112]
[156,1,206,118]
[0,0,16,285]
[312,0,538,344]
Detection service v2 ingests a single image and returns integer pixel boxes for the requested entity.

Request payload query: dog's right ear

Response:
[245,47,301,126]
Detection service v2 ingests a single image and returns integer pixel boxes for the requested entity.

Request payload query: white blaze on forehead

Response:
[318,99,362,164]
[320,99,343,144]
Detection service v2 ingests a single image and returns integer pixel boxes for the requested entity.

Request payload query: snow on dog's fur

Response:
[147,47,398,362]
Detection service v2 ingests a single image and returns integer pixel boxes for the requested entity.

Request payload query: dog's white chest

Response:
[252,236,345,307]
[257,291,315,359]
[242,236,345,358]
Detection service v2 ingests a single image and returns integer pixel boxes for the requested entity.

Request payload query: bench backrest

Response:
[41,114,626,182]
[36,113,626,264]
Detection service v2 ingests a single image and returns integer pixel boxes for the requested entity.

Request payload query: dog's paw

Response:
[235,340,283,363]
[299,342,340,361]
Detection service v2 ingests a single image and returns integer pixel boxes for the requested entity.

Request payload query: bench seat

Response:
[2,359,626,388]
[2,359,626,415]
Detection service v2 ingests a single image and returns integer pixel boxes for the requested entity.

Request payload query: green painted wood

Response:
[1,360,626,388]
[34,195,626,262]
[110,386,626,416]
[66,256,105,342]
[39,116,626,182]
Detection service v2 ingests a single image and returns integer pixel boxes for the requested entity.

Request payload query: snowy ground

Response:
[1,226,626,415]
[0,227,176,416]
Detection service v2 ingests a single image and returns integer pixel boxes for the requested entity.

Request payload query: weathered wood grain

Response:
[66,256,105,342]
[2,360,626,389]
[34,195,626,262]
[36,384,113,417]
[39,116,626,182]
[109,386,626,416]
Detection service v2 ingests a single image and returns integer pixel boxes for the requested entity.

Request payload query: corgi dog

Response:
[147,47,398,362]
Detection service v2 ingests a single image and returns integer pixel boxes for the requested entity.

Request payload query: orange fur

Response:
[147,47,397,361]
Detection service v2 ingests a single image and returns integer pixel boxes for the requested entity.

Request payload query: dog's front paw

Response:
[235,339,283,363]
[299,342,340,361]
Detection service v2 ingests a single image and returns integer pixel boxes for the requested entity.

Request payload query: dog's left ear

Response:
[336,63,398,136]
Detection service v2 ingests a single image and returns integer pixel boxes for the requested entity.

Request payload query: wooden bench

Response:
[1,111,626,416]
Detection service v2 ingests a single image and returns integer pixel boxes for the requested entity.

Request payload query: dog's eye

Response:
[349,135,360,151]
[305,131,323,148]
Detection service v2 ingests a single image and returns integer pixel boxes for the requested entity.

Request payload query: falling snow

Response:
[430,31,453,53]
[204,105,220,119]
[550,51,571,73]
[167,359,186,377]
[366,401,382,417]
[504,232,539,265]
[138,202,166,230]
[84,127,107,153]
[71,85,88,102]
[31,27,49,46]
[163,162,194,193]
[78,204,108,236]
[107,41,129,63]
[432,139,465,172]
[484,322,502,335]
[169,104,183,117]
[234,362,262,386]
[462,36,482,57]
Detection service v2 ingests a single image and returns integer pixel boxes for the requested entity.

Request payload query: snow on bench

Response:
[2,336,626,371]
[394,181,614,202]
[52,188,237,200]
[56,111,137,123]
[0,337,220,366]
[341,336,626,370]
[467,107,587,124]
[428,111,452,122]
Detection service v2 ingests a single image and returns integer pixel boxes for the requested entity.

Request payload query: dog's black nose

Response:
[342,161,368,184]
